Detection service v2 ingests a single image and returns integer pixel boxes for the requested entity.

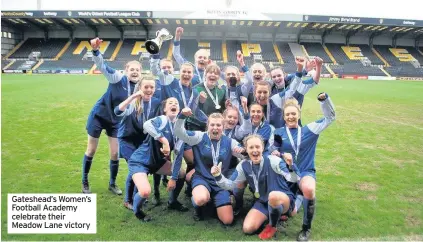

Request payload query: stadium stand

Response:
[10,38,68,59]
[36,39,118,71]
[325,44,357,65]
[356,45,385,65]
[374,45,403,66]
[257,42,278,62]
[374,45,422,76]
[1,59,12,69]
[403,46,423,64]
[6,60,37,70]
[2,37,421,78]
[277,42,296,64]
[226,40,242,63]
[115,39,141,61]
[209,40,223,62]
[330,63,387,76]
[302,43,333,63]
[385,64,423,77]
[175,39,199,64]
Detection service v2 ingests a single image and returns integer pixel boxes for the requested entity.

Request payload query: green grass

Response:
[2,74,423,240]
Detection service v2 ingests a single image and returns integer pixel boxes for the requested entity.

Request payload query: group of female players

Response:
[80,27,336,241]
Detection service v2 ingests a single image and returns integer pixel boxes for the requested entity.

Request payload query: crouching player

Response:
[212,134,299,240]
[175,112,245,226]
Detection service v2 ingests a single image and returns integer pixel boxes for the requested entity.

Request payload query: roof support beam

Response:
[25,18,48,32]
[392,33,407,47]
[321,29,333,45]
[369,32,382,48]
[141,20,149,39]
[414,34,422,49]
[108,19,124,39]
[346,29,359,45]
[79,19,98,37]
[50,18,73,39]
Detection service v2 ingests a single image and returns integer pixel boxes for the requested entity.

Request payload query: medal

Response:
[204,83,220,111]
[249,158,264,201]
[286,126,301,161]
[208,135,221,166]
[178,81,193,108]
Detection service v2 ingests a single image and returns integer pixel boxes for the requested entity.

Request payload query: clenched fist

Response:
[295,56,305,71]
[199,91,207,103]
[282,153,293,167]
[211,162,222,177]
[90,37,102,51]
[181,107,193,117]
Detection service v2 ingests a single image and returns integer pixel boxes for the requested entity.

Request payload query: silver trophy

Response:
[145,28,173,54]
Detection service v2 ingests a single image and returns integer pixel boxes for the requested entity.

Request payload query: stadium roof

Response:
[1,11,423,39]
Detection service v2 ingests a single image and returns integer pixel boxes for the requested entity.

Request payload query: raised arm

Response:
[237,51,254,97]
[149,54,175,86]
[295,57,322,95]
[270,68,303,109]
[172,27,186,66]
[311,57,323,84]
[234,111,252,141]
[214,161,247,190]
[307,92,336,135]
[284,58,306,98]
[114,91,142,117]
[296,77,318,96]
[91,38,124,84]
[174,114,205,146]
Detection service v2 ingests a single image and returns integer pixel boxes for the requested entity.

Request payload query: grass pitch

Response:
[2,74,423,240]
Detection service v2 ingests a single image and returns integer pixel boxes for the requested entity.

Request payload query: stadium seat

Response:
[1,59,12,69]
[6,60,37,70]
[277,42,296,64]
[302,43,333,63]
[225,40,243,63]
[374,45,404,66]
[325,44,356,65]
[402,47,423,64]
[209,40,223,61]
[374,45,422,77]
[330,63,387,76]
[10,38,68,59]
[356,45,385,65]
[385,63,423,77]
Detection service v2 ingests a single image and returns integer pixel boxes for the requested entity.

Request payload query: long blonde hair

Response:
[134,76,155,117]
